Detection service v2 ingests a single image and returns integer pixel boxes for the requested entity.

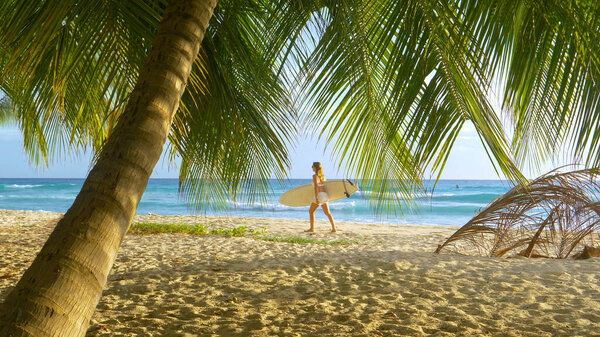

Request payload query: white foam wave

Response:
[0,194,75,200]
[329,201,356,209]
[6,184,42,189]
[47,195,76,200]
[361,191,409,200]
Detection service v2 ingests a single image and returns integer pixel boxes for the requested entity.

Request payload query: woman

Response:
[306,162,336,232]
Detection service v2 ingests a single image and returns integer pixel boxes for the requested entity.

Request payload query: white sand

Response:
[1,209,599,336]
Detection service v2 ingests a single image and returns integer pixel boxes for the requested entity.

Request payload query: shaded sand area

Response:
[1,209,599,336]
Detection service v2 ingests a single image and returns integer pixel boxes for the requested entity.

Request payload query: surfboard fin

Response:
[344,179,356,198]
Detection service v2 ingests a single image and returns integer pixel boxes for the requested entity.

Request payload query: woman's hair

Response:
[313,162,326,182]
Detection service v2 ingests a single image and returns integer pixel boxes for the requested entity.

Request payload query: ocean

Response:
[0,178,513,226]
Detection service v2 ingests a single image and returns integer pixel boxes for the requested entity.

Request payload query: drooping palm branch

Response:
[486,1,600,172]
[271,0,533,215]
[0,0,295,210]
[436,167,600,258]
[0,0,160,164]
[170,0,296,210]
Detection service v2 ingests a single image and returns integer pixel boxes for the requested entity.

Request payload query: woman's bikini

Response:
[314,176,329,203]
[314,177,325,190]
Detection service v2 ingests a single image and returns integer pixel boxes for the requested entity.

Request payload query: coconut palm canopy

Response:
[0,0,296,209]
[1,0,597,214]
[435,168,600,258]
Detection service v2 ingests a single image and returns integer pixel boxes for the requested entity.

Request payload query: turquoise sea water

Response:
[0,178,513,226]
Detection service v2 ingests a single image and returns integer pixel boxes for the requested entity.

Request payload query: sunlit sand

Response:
[1,210,599,336]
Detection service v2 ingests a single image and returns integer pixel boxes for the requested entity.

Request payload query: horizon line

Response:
[0,176,510,181]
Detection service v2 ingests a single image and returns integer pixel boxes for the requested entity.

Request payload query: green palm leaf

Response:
[0,0,294,211]
[276,0,526,214]
[0,0,162,164]
[493,1,600,170]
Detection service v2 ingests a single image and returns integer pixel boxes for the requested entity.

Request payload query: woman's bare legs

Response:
[321,203,336,232]
[307,203,318,232]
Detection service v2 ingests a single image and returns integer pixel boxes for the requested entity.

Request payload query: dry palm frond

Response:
[436,167,600,258]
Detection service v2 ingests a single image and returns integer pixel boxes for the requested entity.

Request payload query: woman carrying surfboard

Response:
[307,162,336,232]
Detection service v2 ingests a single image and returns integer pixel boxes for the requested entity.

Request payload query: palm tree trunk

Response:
[0,0,217,335]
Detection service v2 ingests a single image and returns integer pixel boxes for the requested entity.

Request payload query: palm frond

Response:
[436,167,600,258]
[278,0,526,214]
[0,0,164,164]
[495,1,600,170]
[170,0,295,211]
[0,0,295,211]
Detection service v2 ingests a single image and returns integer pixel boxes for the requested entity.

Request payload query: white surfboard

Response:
[279,179,359,207]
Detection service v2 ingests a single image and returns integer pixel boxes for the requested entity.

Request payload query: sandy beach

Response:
[1,209,599,336]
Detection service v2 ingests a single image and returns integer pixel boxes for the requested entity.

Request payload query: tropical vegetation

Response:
[436,168,600,258]
[0,0,599,335]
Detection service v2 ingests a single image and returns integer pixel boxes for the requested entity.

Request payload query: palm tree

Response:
[0,0,220,335]
[1,0,599,335]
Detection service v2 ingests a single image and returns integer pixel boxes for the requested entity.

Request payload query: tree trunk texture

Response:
[0,0,217,335]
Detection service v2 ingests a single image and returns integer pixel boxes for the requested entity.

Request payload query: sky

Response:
[0,122,516,180]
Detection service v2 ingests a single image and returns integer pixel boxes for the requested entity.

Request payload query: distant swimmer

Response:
[456,184,460,189]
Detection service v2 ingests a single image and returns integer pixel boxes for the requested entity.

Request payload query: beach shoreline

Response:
[0,178,512,226]
[1,209,599,336]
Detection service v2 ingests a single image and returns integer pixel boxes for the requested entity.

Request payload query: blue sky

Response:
[0,122,508,179]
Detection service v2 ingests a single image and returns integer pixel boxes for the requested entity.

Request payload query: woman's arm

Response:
[313,175,320,204]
